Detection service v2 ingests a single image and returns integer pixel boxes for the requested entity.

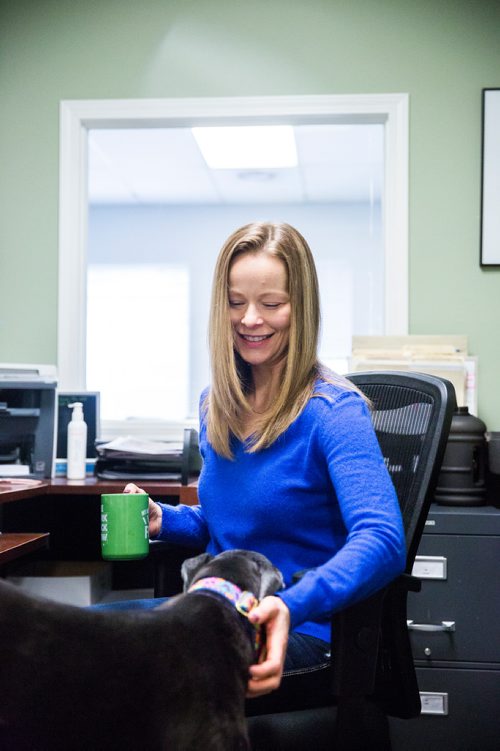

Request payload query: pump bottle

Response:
[67,402,87,480]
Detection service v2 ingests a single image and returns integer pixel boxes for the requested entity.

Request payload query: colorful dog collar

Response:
[188,576,262,657]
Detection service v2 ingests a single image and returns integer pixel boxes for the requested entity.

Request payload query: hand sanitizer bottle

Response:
[67,402,87,480]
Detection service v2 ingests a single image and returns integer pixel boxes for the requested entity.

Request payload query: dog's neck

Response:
[188,576,263,658]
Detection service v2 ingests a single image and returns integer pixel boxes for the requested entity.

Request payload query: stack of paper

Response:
[94,432,200,481]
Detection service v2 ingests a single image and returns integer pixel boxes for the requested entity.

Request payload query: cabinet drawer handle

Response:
[407,620,455,632]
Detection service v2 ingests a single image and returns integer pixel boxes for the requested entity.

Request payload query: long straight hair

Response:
[206,222,359,458]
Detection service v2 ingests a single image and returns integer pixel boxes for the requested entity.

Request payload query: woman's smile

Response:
[238,332,274,345]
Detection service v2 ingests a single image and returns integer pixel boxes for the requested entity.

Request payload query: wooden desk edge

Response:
[0,482,50,504]
[0,532,50,565]
[1,478,199,505]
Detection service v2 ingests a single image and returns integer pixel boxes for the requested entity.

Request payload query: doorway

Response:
[58,94,408,434]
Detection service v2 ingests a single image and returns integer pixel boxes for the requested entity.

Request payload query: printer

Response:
[0,363,57,478]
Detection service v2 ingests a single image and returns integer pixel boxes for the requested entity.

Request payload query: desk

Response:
[0,532,50,565]
[0,477,198,565]
[0,480,50,565]
[0,479,49,505]
[46,477,199,505]
[0,478,199,506]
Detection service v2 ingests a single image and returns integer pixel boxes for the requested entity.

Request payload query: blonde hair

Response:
[206,221,359,457]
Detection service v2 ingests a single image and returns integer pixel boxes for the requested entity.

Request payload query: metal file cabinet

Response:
[390,505,500,750]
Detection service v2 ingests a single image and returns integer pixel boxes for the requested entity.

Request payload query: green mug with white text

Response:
[101,493,149,560]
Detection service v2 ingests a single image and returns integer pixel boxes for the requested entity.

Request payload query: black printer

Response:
[0,364,57,478]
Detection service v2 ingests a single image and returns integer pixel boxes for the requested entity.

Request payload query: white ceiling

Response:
[88,123,384,206]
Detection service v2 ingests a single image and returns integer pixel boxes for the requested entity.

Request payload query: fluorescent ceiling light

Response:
[192,125,298,169]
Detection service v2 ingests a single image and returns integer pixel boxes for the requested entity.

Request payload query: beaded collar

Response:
[188,576,263,658]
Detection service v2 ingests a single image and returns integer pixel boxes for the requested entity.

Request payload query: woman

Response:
[125,221,405,699]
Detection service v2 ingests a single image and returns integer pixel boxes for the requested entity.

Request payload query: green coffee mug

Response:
[101,493,149,560]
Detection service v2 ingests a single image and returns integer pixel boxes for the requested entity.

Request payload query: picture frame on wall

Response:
[480,88,500,266]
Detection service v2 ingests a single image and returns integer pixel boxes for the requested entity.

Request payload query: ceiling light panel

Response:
[192,125,298,169]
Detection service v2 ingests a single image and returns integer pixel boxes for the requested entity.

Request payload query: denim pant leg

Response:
[284,632,331,672]
[88,597,168,611]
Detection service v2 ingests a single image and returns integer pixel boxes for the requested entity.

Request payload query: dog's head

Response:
[181,549,284,601]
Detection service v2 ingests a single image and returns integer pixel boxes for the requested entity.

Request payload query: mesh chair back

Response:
[346,372,456,568]
[338,372,457,719]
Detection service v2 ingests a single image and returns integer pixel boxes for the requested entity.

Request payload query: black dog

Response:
[0,549,283,751]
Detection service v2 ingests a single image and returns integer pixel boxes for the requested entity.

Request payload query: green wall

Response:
[1,0,499,427]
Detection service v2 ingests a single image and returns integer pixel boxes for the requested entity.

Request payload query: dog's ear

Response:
[258,565,285,600]
[181,553,213,591]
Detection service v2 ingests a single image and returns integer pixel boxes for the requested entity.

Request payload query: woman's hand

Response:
[123,483,162,538]
[246,596,290,698]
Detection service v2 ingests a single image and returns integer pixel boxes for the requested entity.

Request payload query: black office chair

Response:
[152,371,456,751]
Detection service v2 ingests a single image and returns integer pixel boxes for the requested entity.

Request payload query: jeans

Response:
[89,597,330,671]
[284,631,330,673]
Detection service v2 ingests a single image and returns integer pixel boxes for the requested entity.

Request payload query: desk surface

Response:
[0,532,50,564]
[0,477,199,505]
[0,479,49,504]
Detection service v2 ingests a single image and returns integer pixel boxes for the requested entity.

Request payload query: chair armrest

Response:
[394,572,421,593]
[330,587,387,698]
[290,567,387,698]
[330,576,421,718]
[290,567,388,697]
[291,567,421,702]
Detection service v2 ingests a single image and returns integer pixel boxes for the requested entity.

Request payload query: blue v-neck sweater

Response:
[156,382,406,643]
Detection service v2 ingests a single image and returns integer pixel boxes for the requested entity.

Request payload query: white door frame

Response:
[58,93,409,390]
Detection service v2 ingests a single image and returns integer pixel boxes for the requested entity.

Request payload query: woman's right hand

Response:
[123,482,162,538]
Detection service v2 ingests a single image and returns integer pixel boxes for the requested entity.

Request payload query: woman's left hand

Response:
[246,596,290,698]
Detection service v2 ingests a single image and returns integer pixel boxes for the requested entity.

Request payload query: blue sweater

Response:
[156,381,406,643]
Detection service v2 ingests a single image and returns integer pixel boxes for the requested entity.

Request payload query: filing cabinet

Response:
[390,505,500,750]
